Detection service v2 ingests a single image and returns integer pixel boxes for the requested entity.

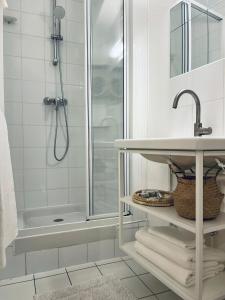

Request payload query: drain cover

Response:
[53,218,64,223]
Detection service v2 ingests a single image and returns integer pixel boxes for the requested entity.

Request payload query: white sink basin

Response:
[115,138,225,168]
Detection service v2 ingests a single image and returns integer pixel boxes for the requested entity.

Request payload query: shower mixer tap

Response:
[43,97,68,109]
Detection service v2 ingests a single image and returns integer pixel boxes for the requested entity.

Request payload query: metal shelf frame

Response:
[118,148,225,300]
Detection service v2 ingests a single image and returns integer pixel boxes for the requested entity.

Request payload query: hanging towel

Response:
[0,109,17,268]
[0,0,8,8]
[135,242,224,287]
[148,226,201,249]
[136,229,217,270]
[136,229,225,265]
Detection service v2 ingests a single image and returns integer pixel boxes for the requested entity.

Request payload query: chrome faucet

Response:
[172,89,212,137]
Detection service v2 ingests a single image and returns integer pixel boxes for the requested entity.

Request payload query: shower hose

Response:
[54,40,69,161]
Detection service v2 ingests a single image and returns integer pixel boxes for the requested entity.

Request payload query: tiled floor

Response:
[0,257,182,300]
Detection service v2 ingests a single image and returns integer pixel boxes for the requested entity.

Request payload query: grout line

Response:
[33,274,37,295]
[94,263,103,276]
[65,269,72,286]
[0,278,34,288]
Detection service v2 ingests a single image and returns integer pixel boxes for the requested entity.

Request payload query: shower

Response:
[43,1,69,162]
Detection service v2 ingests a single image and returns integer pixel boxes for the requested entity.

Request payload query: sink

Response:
[115,137,225,169]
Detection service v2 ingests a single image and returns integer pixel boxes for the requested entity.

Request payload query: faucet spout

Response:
[172,89,212,137]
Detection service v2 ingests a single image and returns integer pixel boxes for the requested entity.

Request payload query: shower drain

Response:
[53,218,64,223]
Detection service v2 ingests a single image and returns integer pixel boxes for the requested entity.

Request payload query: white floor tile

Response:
[66,262,95,272]
[121,276,152,299]
[35,274,71,294]
[68,267,101,285]
[0,281,35,300]
[99,261,135,279]
[0,274,33,287]
[139,273,169,294]
[96,257,122,266]
[125,259,148,275]
[157,291,182,300]
[34,268,66,279]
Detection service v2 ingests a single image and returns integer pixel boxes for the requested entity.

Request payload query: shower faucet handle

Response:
[43,97,68,107]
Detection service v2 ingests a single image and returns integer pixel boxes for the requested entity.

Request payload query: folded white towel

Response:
[136,229,225,269]
[0,0,8,8]
[148,226,200,249]
[135,242,224,287]
[0,109,17,268]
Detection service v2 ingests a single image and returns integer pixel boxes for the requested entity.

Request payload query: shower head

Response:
[53,6,65,20]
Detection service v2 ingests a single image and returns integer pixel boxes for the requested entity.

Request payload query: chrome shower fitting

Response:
[43,97,68,108]
[52,4,65,66]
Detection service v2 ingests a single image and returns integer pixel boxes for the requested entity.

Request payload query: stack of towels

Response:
[135,226,225,287]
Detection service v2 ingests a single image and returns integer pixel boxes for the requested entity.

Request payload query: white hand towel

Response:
[0,0,8,8]
[148,226,200,249]
[136,229,217,270]
[135,229,225,270]
[135,242,224,287]
[0,109,17,268]
[137,229,225,265]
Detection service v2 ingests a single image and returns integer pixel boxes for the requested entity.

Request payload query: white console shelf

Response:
[115,138,225,300]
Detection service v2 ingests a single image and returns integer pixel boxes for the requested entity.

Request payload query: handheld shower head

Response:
[53,6,65,20]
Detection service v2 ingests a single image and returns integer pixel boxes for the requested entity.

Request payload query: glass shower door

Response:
[87,0,126,217]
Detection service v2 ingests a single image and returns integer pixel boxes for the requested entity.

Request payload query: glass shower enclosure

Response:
[87,0,128,218]
[3,0,128,242]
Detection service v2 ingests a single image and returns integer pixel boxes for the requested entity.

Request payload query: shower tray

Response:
[18,204,85,229]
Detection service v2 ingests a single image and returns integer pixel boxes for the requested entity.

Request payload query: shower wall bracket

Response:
[51,34,63,41]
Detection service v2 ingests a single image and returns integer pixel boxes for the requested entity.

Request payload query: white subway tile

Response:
[23,125,46,147]
[47,188,69,206]
[26,249,58,274]
[22,58,45,81]
[23,103,45,125]
[21,13,45,37]
[23,148,46,169]
[69,168,86,188]
[0,247,25,280]
[66,1,84,22]
[88,239,115,262]
[190,59,224,102]
[8,125,23,147]
[22,81,45,103]
[21,0,44,15]
[4,56,21,79]
[13,170,24,192]
[24,169,46,191]
[59,244,87,267]
[47,168,69,189]
[5,102,22,125]
[4,32,21,57]
[10,148,23,170]
[4,79,22,102]
[22,36,45,59]
[24,190,47,208]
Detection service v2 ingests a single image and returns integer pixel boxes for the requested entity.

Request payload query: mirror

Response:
[170,0,225,78]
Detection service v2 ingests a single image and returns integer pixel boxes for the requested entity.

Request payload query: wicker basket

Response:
[132,190,174,207]
[173,176,223,220]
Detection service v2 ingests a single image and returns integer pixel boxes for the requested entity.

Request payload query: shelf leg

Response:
[195,151,204,300]
[118,151,124,247]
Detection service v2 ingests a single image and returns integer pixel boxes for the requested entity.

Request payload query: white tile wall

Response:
[4,0,86,213]
[168,59,225,138]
